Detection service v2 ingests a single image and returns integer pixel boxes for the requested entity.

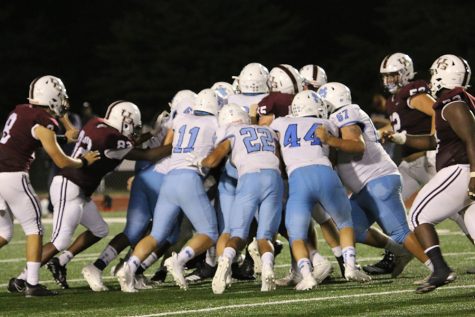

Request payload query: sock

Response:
[297,258,312,278]
[18,268,27,281]
[332,246,342,258]
[139,252,158,273]
[177,246,195,266]
[94,245,118,270]
[26,262,41,286]
[425,259,434,272]
[425,245,449,272]
[127,255,141,273]
[384,239,406,255]
[261,252,274,269]
[223,247,236,262]
[342,246,356,269]
[58,250,74,267]
[206,246,217,267]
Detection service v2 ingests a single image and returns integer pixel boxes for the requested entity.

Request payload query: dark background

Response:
[0,0,474,126]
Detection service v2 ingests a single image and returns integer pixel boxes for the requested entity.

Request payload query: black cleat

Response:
[46,257,69,289]
[363,250,395,275]
[150,266,167,284]
[7,278,26,293]
[273,239,284,257]
[231,256,255,280]
[24,282,58,297]
[415,270,457,294]
[185,262,217,283]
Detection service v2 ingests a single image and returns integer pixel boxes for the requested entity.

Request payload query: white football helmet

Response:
[194,88,218,115]
[105,101,142,139]
[211,82,235,108]
[218,103,250,127]
[268,64,304,94]
[231,76,241,94]
[299,65,328,90]
[430,54,471,96]
[317,82,352,114]
[28,75,69,116]
[291,90,327,118]
[380,53,415,93]
[169,90,197,110]
[238,63,270,94]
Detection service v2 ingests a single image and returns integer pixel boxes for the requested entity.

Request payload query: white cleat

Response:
[212,257,231,295]
[116,262,138,293]
[295,275,317,291]
[134,274,153,290]
[261,265,276,292]
[312,256,333,283]
[247,239,262,274]
[276,268,302,286]
[344,264,372,283]
[164,252,188,290]
[82,264,109,292]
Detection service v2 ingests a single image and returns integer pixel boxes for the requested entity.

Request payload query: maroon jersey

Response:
[434,87,475,171]
[59,117,133,197]
[0,104,59,172]
[385,80,432,158]
[257,92,294,118]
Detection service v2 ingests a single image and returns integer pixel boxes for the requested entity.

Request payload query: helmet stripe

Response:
[458,56,471,87]
[28,76,41,100]
[276,65,298,94]
[382,55,390,69]
[105,100,125,119]
[313,65,319,81]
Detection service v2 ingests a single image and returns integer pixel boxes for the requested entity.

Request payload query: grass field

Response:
[1,213,475,316]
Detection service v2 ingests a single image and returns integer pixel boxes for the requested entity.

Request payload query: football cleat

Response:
[24,283,58,297]
[273,239,284,257]
[363,250,395,275]
[82,264,108,292]
[295,275,317,291]
[261,265,276,292]
[46,257,69,289]
[336,255,345,277]
[134,274,153,290]
[110,258,126,277]
[186,262,217,283]
[150,266,167,284]
[413,274,431,286]
[231,261,255,281]
[7,278,26,293]
[312,255,333,283]
[415,270,457,294]
[391,252,414,278]
[344,264,372,282]
[212,257,232,294]
[276,268,302,287]
[164,252,188,290]
[116,262,137,293]
[247,239,262,274]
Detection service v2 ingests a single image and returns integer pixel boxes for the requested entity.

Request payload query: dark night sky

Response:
[0,0,474,126]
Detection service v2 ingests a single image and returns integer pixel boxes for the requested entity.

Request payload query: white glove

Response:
[390,131,407,145]
[150,110,170,136]
[185,152,204,169]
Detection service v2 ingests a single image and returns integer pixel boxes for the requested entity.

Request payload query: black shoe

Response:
[24,282,58,297]
[336,255,345,278]
[273,239,284,257]
[150,266,167,283]
[46,257,69,289]
[363,250,395,275]
[185,262,217,283]
[7,278,26,293]
[231,257,256,280]
[415,270,457,294]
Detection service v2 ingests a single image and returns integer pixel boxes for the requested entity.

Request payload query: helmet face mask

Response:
[105,101,142,140]
[28,75,69,117]
[291,90,327,119]
[429,54,471,96]
[380,53,415,94]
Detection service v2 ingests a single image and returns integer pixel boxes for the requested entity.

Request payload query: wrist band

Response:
[470,172,475,178]
[80,156,88,168]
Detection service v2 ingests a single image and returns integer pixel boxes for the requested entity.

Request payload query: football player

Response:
[390,55,474,293]
[1,75,100,296]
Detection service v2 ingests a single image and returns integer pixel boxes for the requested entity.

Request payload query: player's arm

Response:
[410,93,436,134]
[258,114,274,126]
[35,125,99,168]
[249,104,259,124]
[58,114,79,143]
[125,144,172,161]
[317,124,365,154]
[200,140,231,169]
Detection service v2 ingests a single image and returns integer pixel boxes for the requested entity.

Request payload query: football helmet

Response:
[238,63,270,94]
[194,88,218,115]
[231,76,241,94]
[28,75,69,116]
[380,53,415,93]
[105,101,142,139]
[430,54,471,96]
[211,82,235,108]
[291,90,327,118]
[169,90,197,110]
[268,64,304,94]
[218,103,250,127]
[299,65,328,90]
[317,82,352,114]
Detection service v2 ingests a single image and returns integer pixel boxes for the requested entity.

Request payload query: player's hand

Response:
[468,178,475,200]
[65,129,79,143]
[150,110,170,136]
[82,150,101,166]
[316,125,330,143]
[185,152,203,169]
[382,130,407,144]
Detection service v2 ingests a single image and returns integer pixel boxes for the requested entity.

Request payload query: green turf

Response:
[1,215,475,316]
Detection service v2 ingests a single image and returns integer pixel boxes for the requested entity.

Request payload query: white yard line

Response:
[124,284,475,317]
